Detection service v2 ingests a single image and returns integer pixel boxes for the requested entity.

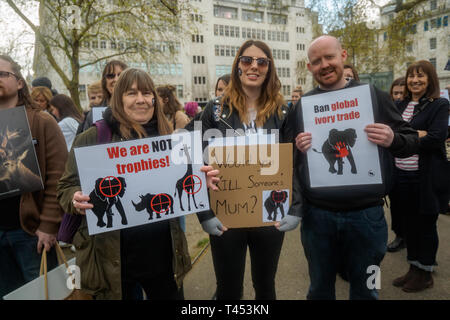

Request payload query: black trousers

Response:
[389,191,406,239]
[121,269,183,300]
[390,169,439,268]
[210,226,284,300]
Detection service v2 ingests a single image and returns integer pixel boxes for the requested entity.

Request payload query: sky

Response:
[0,1,39,76]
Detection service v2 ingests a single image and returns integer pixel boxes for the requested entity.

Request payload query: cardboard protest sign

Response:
[74,130,209,235]
[302,84,382,188]
[0,106,43,200]
[208,141,292,228]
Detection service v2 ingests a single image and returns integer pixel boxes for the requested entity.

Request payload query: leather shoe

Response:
[393,265,418,287]
[402,268,433,292]
[387,236,405,252]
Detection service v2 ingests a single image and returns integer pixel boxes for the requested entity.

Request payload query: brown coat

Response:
[57,125,192,300]
[21,106,68,235]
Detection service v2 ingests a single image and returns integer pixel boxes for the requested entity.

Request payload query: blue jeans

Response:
[0,229,57,298]
[300,205,387,300]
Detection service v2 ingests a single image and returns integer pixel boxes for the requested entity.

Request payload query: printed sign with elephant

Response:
[302,85,382,188]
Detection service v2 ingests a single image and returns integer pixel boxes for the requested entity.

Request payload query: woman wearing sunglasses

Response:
[188,40,290,300]
[77,60,128,134]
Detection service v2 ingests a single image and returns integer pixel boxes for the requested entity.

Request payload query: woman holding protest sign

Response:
[57,68,219,300]
[391,60,449,292]
[186,40,290,300]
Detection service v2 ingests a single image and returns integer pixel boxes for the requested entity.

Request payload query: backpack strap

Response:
[94,119,112,144]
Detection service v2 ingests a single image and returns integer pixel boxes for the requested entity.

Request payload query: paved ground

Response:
[183,207,450,300]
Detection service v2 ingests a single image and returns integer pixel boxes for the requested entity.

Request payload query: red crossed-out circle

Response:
[99,176,122,198]
[150,193,172,214]
[272,191,286,204]
[183,174,202,195]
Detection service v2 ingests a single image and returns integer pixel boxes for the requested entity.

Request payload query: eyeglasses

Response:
[0,71,18,79]
[238,56,270,68]
[105,73,121,80]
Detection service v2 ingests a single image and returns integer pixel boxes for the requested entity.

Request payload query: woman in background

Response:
[49,94,84,150]
[31,86,52,112]
[156,85,190,130]
[391,60,449,292]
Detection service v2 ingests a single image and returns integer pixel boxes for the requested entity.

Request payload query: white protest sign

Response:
[92,107,107,123]
[440,89,449,101]
[74,130,209,235]
[302,84,382,188]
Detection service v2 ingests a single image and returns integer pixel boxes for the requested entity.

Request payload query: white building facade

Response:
[34,0,319,108]
[380,0,450,87]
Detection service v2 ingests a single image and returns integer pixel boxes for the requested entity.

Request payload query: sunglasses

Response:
[238,56,270,68]
[105,73,121,80]
[0,71,18,79]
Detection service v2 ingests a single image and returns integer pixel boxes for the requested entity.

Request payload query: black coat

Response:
[285,81,420,216]
[397,96,450,214]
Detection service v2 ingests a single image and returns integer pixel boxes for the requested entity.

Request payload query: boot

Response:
[402,268,433,292]
[392,265,419,287]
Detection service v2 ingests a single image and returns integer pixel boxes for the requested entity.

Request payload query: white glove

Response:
[201,217,227,236]
[277,215,301,232]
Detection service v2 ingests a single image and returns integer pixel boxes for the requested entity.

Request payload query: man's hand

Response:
[295,132,312,153]
[201,165,220,191]
[35,230,57,254]
[364,123,394,148]
[72,191,93,215]
[418,130,427,138]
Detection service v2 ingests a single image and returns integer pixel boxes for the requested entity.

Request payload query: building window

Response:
[214,24,218,36]
[79,84,86,101]
[216,65,232,77]
[424,21,429,31]
[176,85,183,99]
[429,58,436,68]
[430,38,437,50]
[430,0,437,10]
[242,9,263,23]
[268,13,287,25]
[214,5,237,19]
[92,40,98,49]
[444,16,448,27]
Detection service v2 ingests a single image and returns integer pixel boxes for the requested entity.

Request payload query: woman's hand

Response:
[201,165,220,191]
[35,230,57,254]
[72,191,93,215]
[295,132,312,153]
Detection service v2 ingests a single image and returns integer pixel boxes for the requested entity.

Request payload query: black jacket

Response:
[396,96,450,214]
[285,80,419,216]
[185,98,290,222]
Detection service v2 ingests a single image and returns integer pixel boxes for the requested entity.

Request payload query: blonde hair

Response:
[110,68,173,139]
[88,80,102,95]
[222,40,285,127]
[31,86,52,110]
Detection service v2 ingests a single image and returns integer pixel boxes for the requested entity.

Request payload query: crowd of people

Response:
[0,34,449,301]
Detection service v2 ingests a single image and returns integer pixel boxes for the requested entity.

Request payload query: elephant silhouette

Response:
[264,190,288,222]
[132,193,174,220]
[313,128,357,175]
[89,176,127,228]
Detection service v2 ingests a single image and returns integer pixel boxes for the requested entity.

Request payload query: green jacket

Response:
[56,125,192,300]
